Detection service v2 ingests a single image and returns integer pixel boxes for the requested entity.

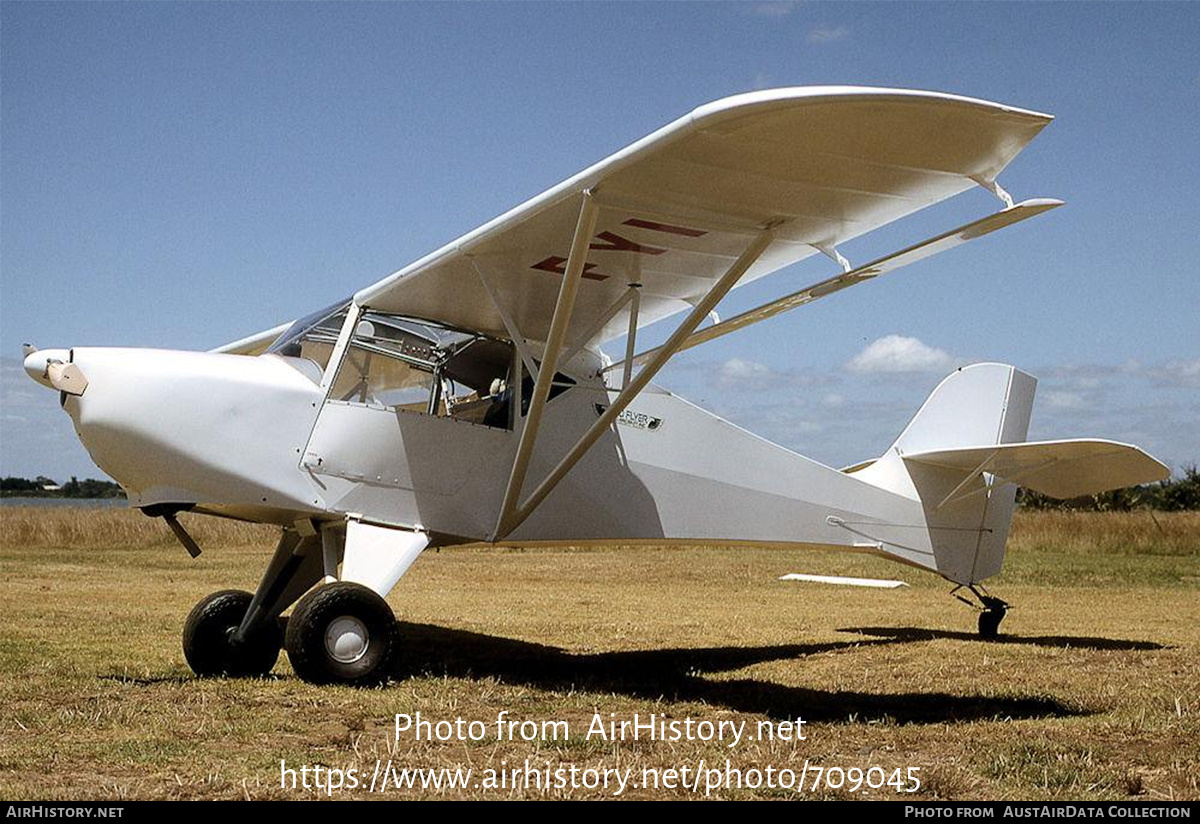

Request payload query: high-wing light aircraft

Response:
[23,87,1169,686]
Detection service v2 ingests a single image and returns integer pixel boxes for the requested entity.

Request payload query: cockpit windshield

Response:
[265,298,351,374]
[270,304,574,430]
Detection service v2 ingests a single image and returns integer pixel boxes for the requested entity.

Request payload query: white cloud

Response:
[706,357,834,392]
[822,392,844,408]
[747,1,797,17]
[717,357,777,389]
[1043,390,1085,409]
[1150,359,1200,388]
[846,335,959,374]
[807,24,849,43]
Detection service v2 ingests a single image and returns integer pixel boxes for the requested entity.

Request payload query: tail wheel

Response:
[183,589,282,677]
[285,582,397,686]
[978,604,1007,639]
[953,586,1009,640]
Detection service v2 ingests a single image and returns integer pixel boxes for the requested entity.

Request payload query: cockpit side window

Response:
[331,341,436,411]
[323,312,570,431]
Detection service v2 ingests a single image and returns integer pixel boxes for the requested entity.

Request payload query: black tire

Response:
[978,609,1004,639]
[183,589,282,677]
[285,582,397,686]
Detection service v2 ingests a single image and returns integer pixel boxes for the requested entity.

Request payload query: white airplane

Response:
[23,87,1169,686]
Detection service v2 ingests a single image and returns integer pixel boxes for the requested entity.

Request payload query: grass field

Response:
[1,507,1197,800]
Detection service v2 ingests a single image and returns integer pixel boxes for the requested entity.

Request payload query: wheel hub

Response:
[325,615,369,663]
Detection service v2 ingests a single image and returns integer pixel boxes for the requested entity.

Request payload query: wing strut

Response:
[496,192,601,539]
[605,199,1062,374]
[494,226,775,540]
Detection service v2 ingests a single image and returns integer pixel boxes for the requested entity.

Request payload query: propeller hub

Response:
[23,347,70,389]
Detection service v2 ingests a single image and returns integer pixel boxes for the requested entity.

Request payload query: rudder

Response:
[853,363,1036,584]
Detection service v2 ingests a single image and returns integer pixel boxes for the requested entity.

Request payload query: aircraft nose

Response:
[23,347,72,389]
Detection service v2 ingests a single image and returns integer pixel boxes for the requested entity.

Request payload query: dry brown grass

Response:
[1,507,1197,801]
[1009,510,1200,557]
[0,507,275,550]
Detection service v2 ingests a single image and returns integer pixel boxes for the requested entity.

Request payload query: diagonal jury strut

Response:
[494,225,776,541]
[558,284,639,372]
[472,257,541,384]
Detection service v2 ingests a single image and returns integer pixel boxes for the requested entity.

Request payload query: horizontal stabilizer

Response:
[779,573,909,589]
[903,439,1170,500]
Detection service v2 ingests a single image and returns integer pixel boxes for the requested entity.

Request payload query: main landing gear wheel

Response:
[285,582,397,686]
[183,590,283,677]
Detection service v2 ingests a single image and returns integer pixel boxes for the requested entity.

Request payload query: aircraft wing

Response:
[212,322,292,356]
[345,87,1053,348]
[902,439,1171,500]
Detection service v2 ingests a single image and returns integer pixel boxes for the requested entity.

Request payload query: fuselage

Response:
[30,345,1017,585]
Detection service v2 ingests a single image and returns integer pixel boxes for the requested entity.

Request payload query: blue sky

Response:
[2,1,1197,481]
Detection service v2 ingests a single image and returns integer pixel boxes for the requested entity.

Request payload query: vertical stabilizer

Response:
[853,363,1036,584]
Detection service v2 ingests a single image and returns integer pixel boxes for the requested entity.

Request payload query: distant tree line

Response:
[1017,466,1200,511]
[0,476,126,499]
[2,470,1197,508]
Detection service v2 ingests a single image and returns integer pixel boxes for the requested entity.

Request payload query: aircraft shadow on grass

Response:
[840,626,1168,652]
[390,622,1086,725]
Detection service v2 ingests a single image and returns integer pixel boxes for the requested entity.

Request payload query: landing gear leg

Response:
[182,528,324,678]
[952,585,1010,640]
[182,520,430,685]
